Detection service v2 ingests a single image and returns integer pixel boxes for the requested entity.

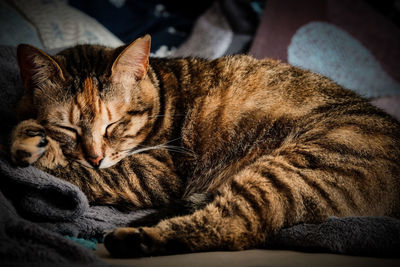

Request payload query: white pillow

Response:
[10,0,123,49]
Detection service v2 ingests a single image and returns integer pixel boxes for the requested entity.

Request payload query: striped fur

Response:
[11,36,400,257]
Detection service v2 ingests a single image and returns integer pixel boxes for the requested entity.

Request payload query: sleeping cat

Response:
[10,35,400,257]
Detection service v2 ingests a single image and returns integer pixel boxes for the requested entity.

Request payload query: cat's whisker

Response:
[148,114,184,119]
[128,145,166,155]
[132,137,182,149]
[161,145,196,156]
[126,138,196,156]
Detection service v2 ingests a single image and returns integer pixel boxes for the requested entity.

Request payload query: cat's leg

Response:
[104,179,274,257]
[104,137,398,257]
[104,155,309,257]
[129,193,212,227]
[10,119,67,168]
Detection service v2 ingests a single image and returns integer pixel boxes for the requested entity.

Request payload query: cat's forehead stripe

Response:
[83,77,99,114]
[83,78,95,102]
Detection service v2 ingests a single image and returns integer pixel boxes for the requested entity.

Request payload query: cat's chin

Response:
[76,158,118,169]
[98,157,118,169]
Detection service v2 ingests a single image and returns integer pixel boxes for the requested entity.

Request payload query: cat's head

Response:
[16,35,161,169]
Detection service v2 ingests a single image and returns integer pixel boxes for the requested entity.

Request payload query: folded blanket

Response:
[0,193,102,266]
[0,150,152,265]
[270,216,400,258]
[0,188,108,266]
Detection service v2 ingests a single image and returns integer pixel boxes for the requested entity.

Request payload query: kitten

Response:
[10,35,400,257]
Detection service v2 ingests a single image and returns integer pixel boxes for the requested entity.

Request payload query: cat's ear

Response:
[17,44,65,90]
[111,35,151,84]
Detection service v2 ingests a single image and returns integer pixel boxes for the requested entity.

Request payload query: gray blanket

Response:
[0,176,106,267]
[0,151,151,266]
[0,46,399,266]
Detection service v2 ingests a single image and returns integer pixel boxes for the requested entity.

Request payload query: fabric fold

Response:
[0,154,89,221]
[270,216,400,257]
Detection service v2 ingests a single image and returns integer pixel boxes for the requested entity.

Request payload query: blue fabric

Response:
[65,236,98,250]
[69,0,213,52]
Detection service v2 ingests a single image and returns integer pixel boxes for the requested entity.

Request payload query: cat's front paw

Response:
[105,227,182,258]
[11,120,48,167]
[104,227,189,258]
[104,227,152,258]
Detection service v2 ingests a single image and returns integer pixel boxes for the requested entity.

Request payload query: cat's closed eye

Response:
[105,121,119,138]
[55,125,79,137]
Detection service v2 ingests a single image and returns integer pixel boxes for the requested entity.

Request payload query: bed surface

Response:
[95,244,400,267]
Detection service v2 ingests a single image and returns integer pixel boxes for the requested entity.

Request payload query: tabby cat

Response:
[10,35,400,257]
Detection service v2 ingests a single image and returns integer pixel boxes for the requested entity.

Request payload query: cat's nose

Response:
[87,155,104,168]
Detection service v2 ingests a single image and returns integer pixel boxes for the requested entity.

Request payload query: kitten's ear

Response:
[111,35,151,84]
[17,44,65,90]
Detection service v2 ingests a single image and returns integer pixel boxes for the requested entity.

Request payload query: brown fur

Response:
[10,35,400,257]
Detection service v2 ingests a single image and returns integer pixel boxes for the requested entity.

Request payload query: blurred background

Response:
[0,0,399,120]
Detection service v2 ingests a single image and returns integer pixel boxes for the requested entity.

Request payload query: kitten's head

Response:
[17,35,160,168]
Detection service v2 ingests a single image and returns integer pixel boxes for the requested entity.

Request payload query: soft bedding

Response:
[1,0,400,265]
